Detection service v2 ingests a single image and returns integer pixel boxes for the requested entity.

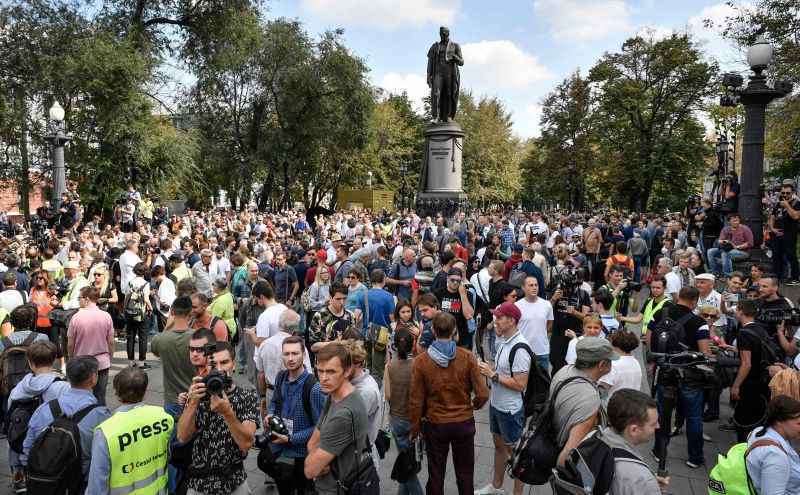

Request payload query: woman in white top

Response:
[599,330,644,401]
[746,395,800,495]
[565,315,604,365]
[308,267,331,312]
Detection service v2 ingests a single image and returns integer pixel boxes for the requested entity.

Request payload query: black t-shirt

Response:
[433,287,470,341]
[553,288,591,331]
[650,303,710,351]
[756,296,794,359]
[737,322,775,385]
[772,199,800,235]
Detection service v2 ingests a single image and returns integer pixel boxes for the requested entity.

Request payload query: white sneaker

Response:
[703,433,712,442]
[475,484,505,495]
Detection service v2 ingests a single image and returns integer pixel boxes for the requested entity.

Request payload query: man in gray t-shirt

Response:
[305,343,370,495]
[549,337,616,467]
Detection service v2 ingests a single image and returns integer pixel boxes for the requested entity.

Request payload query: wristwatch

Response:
[491,373,500,384]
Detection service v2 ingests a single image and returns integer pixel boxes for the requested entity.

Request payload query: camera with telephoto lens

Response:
[553,268,581,311]
[757,307,800,327]
[201,343,232,398]
[620,278,643,294]
[267,415,289,439]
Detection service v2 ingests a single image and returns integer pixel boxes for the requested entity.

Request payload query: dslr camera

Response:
[266,415,289,439]
[757,307,800,327]
[200,344,233,398]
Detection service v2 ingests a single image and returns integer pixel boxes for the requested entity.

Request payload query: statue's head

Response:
[439,26,450,42]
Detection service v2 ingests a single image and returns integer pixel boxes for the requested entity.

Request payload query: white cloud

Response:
[300,0,459,30]
[378,72,429,111]
[462,40,551,90]
[636,25,674,42]
[533,0,632,42]
[513,103,544,139]
[687,2,752,69]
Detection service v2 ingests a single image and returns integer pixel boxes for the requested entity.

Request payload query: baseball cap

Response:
[576,337,619,363]
[200,248,213,257]
[491,301,522,323]
[695,273,716,282]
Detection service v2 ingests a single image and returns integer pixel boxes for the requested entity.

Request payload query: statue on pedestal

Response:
[427,26,463,123]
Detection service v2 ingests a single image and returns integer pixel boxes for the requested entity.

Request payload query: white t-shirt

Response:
[565,334,608,365]
[119,249,142,295]
[515,298,554,355]
[255,303,288,341]
[664,271,682,297]
[696,290,724,327]
[599,355,643,398]
[255,331,312,386]
[600,314,620,335]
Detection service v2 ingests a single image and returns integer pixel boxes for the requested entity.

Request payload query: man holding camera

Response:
[769,180,800,284]
[177,342,259,495]
[707,213,753,278]
[755,275,799,361]
[264,335,326,495]
[648,286,711,469]
[549,266,591,374]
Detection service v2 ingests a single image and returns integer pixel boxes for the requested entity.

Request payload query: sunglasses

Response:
[447,278,462,283]
[701,313,717,319]
[189,346,207,353]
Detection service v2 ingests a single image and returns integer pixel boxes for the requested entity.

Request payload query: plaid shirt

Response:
[500,227,515,249]
[268,370,327,458]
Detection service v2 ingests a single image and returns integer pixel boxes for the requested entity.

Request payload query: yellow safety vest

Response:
[641,297,669,335]
[98,405,174,495]
[172,264,192,283]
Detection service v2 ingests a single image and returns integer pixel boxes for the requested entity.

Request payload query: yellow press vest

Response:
[98,405,174,495]
[641,297,669,335]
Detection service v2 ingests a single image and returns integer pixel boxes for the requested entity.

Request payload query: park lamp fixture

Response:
[49,101,65,122]
[720,36,793,108]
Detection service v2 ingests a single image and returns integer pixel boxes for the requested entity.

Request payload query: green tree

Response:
[589,33,717,210]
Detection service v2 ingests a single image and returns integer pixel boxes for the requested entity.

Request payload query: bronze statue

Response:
[427,26,463,123]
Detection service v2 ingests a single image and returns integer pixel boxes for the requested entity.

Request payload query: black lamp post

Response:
[721,35,793,246]
[44,101,71,210]
[399,163,408,212]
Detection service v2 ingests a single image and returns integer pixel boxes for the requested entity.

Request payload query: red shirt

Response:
[191,313,229,342]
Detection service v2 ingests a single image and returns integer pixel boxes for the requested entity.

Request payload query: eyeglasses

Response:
[701,313,717,319]
[447,278,462,283]
[346,275,357,279]
[189,346,206,353]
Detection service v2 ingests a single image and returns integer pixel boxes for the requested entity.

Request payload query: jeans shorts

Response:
[489,405,525,444]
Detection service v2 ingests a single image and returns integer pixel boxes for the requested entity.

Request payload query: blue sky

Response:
[263,0,753,138]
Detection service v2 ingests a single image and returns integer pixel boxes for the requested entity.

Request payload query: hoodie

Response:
[428,340,456,368]
[8,372,70,407]
[600,427,661,495]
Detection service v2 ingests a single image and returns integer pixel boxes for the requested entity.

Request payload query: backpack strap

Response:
[71,403,101,423]
[21,333,37,347]
[508,341,534,377]
[744,438,785,457]
[48,399,63,419]
[273,369,288,414]
[1,337,13,351]
[302,374,319,423]
[610,447,641,461]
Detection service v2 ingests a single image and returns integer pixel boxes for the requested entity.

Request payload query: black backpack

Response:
[508,262,528,288]
[0,333,38,395]
[508,376,593,485]
[650,311,693,355]
[273,370,319,424]
[26,400,100,495]
[508,342,551,420]
[7,376,65,453]
[551,428,640,495]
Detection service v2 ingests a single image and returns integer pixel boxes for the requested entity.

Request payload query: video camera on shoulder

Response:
[200,343,232,398]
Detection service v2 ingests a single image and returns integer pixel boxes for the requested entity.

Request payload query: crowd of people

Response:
[1,182,800,495]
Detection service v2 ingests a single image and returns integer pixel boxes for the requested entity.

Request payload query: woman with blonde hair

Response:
[91,264,118,313]
[770,368,800,401]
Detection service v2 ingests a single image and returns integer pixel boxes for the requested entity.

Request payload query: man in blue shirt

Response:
[355,270,395,389]
[266,335,326,495]
[22,356,112,481]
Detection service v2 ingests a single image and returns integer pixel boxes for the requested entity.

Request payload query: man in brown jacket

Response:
[409,312,490,495]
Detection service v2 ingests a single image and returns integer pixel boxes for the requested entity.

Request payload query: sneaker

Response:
[129,361,137,368]
[703,433,712,442]
[702,412,719,422]
[474,484,505,495]
[670,426,682,437]
[12,470,26,494]
[686,460,703,469]
[140,362,152,370]
[788,280,800,286]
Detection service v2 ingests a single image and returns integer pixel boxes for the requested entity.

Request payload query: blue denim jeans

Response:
[536,354,550,374]
[655,384,704,465]
[390,416,424,495]
[707,248,749,277]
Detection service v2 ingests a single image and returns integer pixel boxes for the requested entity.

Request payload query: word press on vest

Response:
[118,418,171,452]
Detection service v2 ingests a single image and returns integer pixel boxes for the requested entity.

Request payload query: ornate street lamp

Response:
[44,101,71,209]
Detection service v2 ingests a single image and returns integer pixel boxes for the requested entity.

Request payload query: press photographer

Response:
[648,286,711,469]
[768,180,800,284]
[549,264,591,374]
[755,275,799,361]
[603,265,642,319]
[176,341,259,494]
[259,336,325,495]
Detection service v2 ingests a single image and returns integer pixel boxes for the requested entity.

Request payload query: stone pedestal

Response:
[416,122,467,217]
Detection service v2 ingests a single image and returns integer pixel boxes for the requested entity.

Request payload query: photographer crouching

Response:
[176,342,259,495]
[259,336,326,495]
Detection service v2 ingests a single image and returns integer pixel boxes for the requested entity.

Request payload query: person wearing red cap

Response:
[476,302,531,495]
[304,248,334,287]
